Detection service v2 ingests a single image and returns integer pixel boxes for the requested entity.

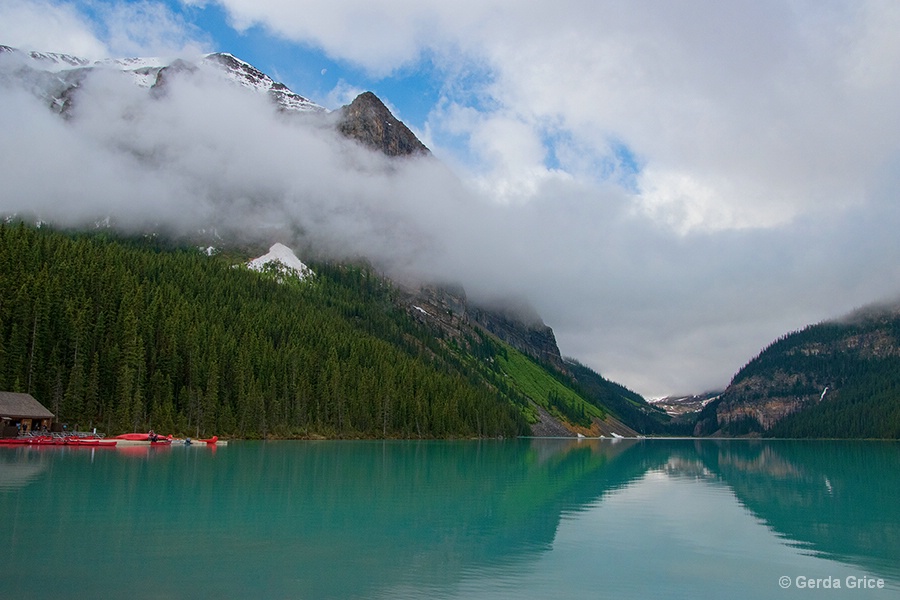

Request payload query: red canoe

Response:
[66,438,118,447]
[114,433,173,442]
[0,436,117,447]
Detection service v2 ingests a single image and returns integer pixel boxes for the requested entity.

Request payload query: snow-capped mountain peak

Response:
[0,44,325,113]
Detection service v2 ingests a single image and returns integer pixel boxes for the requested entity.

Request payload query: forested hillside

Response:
[0,224,530,438]
[696,306,900,438]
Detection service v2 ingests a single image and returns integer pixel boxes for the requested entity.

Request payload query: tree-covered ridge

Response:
[0,224,528,438]
[708,309,900,438]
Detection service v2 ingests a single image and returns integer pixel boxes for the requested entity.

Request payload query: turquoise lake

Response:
[1,438,898,599]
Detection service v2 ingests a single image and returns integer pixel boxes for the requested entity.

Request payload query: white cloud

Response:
[97,0,211,58]
[194,1,900,230]
[323,79,365,108]
[0,0,107,57]
[0,1,209,59]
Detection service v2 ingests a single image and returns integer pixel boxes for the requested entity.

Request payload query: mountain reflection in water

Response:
[689,439,900,579]
[0,438,897,598]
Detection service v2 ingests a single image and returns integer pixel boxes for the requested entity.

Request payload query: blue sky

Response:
[165,0,515,177]
[179,2,438,117]
[2,0,900,396]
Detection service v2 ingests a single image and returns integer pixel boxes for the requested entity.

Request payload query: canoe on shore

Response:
[113,434,226,447]
[65,438,117,447]
[113,433,173,441]
[0,436,117,447]
[174,436,228,446]
[113,438,173,447]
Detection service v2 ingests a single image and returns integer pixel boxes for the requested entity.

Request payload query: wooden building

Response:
[0,392,54,437]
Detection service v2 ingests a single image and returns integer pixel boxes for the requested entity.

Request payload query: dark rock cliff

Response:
[469,304,570,375]
[337,92,430,157]
[403,284,568,375]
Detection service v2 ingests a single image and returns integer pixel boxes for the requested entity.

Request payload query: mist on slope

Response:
[3,56,900,397]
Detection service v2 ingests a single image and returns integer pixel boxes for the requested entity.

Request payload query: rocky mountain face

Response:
[469,303,569,374]
[337,92,429,157]
[696,302,900,437]
[403,284,568,375]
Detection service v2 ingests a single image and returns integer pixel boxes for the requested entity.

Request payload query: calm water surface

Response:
[1,438,898,599]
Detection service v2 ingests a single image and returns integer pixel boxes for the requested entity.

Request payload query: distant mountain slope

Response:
[403,284,568,374]
[0,44,324,114]
[0,44,429,155]
[399,283,651,436]
[695,303,900,438]
[566,360,689,436]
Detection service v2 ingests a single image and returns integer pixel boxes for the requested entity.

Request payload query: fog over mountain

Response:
[2,0,900,398]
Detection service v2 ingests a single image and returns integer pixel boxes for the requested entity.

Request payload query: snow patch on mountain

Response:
[203,53,324,113]
[248,243,314,282]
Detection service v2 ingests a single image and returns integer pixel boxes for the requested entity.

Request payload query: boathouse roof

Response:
[0,392,54,419]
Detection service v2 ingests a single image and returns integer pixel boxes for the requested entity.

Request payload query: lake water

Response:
[1,438,898,599]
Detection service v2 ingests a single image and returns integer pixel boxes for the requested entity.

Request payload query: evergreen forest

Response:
[0,224,534,438]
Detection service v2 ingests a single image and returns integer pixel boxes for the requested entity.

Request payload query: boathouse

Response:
[0,392,54,437]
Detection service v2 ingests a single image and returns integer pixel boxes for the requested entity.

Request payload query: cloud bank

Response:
[2,1,900,397]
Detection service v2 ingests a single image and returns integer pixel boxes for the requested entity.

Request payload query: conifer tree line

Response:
[0,224,529,438]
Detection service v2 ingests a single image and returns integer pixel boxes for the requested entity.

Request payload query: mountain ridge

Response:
[0,43,430,158]
[693,301,900,438]
[0,45,325,114]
